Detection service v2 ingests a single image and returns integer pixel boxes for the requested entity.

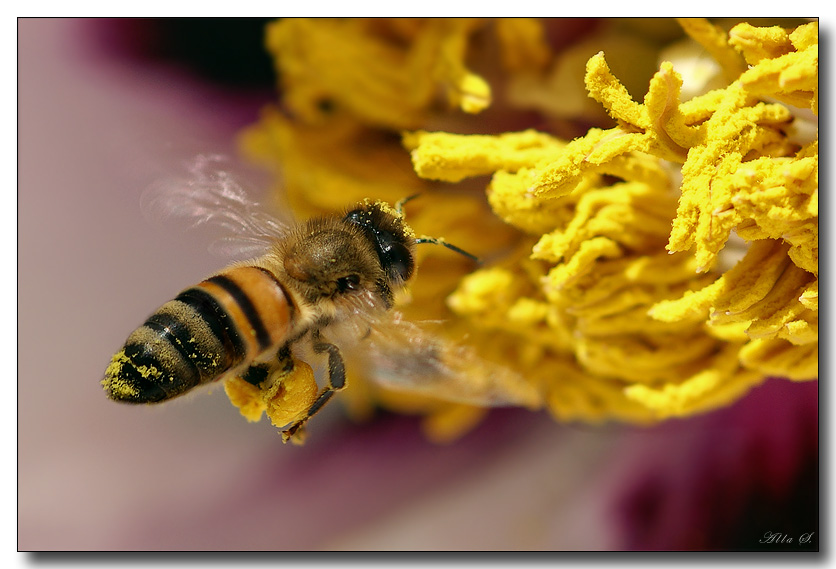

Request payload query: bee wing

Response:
[356,313,543,409]
[141,154,290,259]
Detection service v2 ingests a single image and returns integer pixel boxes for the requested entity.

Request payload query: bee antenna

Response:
[415,237,480,264]
[395,194,422,213]
[398,196,479,263]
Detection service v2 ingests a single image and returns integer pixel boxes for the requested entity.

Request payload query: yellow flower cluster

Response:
[233,18,817,438]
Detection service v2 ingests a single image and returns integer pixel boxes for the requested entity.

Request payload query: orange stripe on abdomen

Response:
[197,266,293,360]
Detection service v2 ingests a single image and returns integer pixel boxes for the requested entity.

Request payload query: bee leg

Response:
[281,336,346,443]
[241,363,270,386]
[276,343,294,373]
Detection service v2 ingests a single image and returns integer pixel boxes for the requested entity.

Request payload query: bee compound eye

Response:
[383,241,413,283]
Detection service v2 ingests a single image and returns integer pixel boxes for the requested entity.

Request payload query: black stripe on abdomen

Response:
[206,274,273,352]
[144,311,224,382]
[175,287,247,364]
[112,342,171,402]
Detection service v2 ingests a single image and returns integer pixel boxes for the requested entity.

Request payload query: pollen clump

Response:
[102,350,144,398]
[224,361,319,427]
[240,18,817,436]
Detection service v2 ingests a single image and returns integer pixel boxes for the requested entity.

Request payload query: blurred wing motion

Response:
[120,154,542,428]
[358,314,544,409]
[140,154,289,259]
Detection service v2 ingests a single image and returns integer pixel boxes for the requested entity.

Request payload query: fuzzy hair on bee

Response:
[103,156,541,443]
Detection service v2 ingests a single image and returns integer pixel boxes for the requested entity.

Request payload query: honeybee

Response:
[103,156,541,442]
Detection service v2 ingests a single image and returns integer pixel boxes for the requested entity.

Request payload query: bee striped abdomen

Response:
[103,266,293,403]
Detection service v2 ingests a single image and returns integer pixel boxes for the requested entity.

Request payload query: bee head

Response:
[343,202,415,286]
[280,211,410,308]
